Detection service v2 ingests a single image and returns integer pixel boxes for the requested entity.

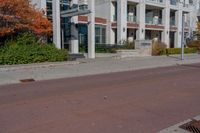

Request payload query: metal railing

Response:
[170,19,176,26]
[113,14,117,21]
[145,16,162,25]
[127,15,137,23]
[146,0,165,4]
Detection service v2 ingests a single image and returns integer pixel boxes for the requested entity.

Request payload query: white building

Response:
[31,0,200,58]
[95,0,200,48]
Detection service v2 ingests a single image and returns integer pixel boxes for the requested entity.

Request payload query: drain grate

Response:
[180,119,200,133]
[20,78,35,83]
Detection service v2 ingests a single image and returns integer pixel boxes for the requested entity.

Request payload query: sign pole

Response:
[181,12,185,60]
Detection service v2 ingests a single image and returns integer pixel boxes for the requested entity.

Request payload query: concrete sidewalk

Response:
[158,115,200,133]
[0,54,200,86]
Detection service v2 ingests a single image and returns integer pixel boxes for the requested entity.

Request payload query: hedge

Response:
[165,48,197,55]
[95,43,135,53]
[0,33,68,65]
[0,44,68,65]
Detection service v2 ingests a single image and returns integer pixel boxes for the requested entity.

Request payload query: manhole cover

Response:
[180,119,200,133]
[20,78,35,83]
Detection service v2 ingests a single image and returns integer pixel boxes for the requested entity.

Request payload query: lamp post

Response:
[181,13,185,60]
[88,0,95,59]
[179,1,186,60]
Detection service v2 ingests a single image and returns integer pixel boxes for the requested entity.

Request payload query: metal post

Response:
[88,0,95,59]
[181,12,185,60]
[62,28,64,49]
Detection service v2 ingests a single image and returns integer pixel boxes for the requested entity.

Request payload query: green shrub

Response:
[79,43,87,53]
[166,48,197,55]
[95,42,135,53]
[0,33,68,65]
[0,44,68,65]
[16,33,37,45]
[152,41,167,56]
[95,44,110,53]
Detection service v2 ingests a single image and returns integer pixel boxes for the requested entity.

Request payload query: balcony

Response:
[113,14,117,21]
[60,0,91,18]
[146,16,162,25]
[78,0,88,10]
[170,10,176,27]
[170,19,176,26]
[185,21,190,27]
[127,14,136,23]
[146,0,165,4]
[127,3,137,22]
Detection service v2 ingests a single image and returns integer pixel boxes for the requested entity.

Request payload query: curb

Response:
[0,61,80,71]
[158,115,200,133]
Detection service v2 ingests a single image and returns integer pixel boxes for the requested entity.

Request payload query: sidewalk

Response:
[0,54,200,86]
[158,115,200,133]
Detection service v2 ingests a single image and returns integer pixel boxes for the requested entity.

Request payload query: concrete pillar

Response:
[88,0,95,58]
[162,2,170,47]
[136,2,145,40]
[175,10,183,48]
[117,0,127,44]
[107,1,115,44]
[107,23,115,44]
[188,12,193,37]
[52,0,61,49]
[70,19,79,53]
[70,0,79,53]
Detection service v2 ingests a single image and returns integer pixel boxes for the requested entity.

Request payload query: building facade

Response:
[95,0,199,48]
[31,0,200,57]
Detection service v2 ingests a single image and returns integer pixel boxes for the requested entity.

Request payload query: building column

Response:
[117,0,127,44]
[136,2,145,40]
[162,3,170,47]
[188,12,193,37]
[107,21,115,44]
[70,0,79,54]
[52,0,61,49]
[88,0,95,58]
[107,1,115,44]
[175,10,183,48]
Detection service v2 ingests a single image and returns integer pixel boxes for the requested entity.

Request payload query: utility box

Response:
[135,40,152,56]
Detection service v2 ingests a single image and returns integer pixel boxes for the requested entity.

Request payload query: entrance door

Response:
[78,24,88,52]
[169,32,175,48]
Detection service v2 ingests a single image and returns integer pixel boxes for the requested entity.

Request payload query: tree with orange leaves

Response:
[0,0,52,37]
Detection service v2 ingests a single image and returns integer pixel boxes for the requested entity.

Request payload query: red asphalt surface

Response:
[0,64,200,133]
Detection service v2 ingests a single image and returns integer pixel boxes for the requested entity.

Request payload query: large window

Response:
[95,25,106,44]
[78,24,88,45]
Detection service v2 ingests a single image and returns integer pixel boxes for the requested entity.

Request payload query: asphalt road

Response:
[0,64,200,133]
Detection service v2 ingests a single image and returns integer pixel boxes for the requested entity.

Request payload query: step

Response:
[116,49,140,58]
[68,53,85,61]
